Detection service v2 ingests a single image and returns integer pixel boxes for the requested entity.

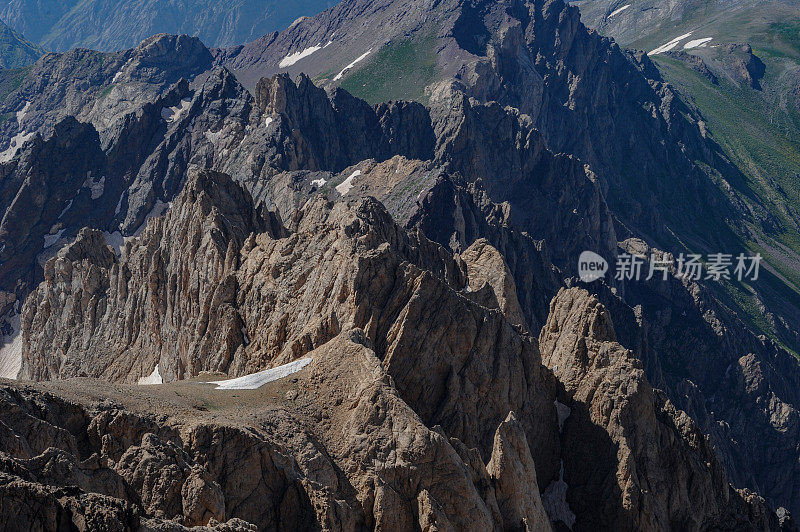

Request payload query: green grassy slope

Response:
[649,15,800,353]
[338,31,438,105]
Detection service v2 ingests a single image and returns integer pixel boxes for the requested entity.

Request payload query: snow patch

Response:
[83,174,105,200]
[131,200,170,238]
[59,199,74,219]
[138,364,163,385]
[649,32,694,55]
[103,231,125,256]
[684,37,713,49]
[311,177,327,187]
[542,461,576,529]
[0,101,35,163]
[279,44,323,68]
[114,194,125,216]
[334,50,372,81]
[0,131,35,163]
[264,116,274,128]
[0,310,22,380]
[205,129,224,145]
[608,4,630,17]
[206,358,313,390]
[336,170,361,196]
[43,229,66,249]
[555,400,571,433]
[161,97,192,124]
[112,57,134,84]
[16,101,31,123]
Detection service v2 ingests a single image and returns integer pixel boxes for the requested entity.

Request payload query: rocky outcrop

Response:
[21,169,273,382]
[2,290,789,530]
[253,74,435,174]
[723,44,766,89]
[539,287,783,531]
[428,82,618,272]
[486,412,552,531]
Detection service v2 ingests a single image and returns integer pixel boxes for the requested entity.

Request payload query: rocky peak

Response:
[540,287,784,530]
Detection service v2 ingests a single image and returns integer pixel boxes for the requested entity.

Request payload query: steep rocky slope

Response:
[0,168,788,529]
[573,0,800,354]
[0,0,339,51]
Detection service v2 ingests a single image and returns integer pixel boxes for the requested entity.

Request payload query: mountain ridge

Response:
[0,0,799,527]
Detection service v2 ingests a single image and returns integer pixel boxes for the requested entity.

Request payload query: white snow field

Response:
[0,312,22,380]
[336,170,361,195]
[138,364,163,385]
[334,50,372,81]
[205,358,313,390]
[684,37,713,49]
[649,32,694,55]
[608,4,630,18]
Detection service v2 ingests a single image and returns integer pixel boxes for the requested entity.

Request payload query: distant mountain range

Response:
[0,0,341,52]
[0,19,41,68]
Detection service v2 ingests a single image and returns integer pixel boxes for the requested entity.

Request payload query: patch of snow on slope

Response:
[138,364,163,385]
[205,129,224,145]
[43,229,66,249]
[59,199,74,219]
[0,101,35,163]
[311,177,327,187]
[0,131,35,163]
[16,101,31,123]
[131,200,170,237]
[684,37,713,49]
[206,358,313,390]
[264,116,274,128]
[555,400,571,433]
[103,231,125,256]
[608,4,630,18]
[336,170,361,196]
[279,44,323,68]
[161,98,192,124]
[0,310,22,380]
[542,461,576,529]
[114,193,125,215]
[83,174,105,199]
[649,32,694,55]
[334,50,372,81]
[112,57,134,83]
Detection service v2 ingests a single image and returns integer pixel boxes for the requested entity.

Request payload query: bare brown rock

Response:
[461,239,527,329]
[486,412,552,532]
[539,287,779,531]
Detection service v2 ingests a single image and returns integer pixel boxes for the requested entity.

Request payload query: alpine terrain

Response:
[0,0,798,530]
